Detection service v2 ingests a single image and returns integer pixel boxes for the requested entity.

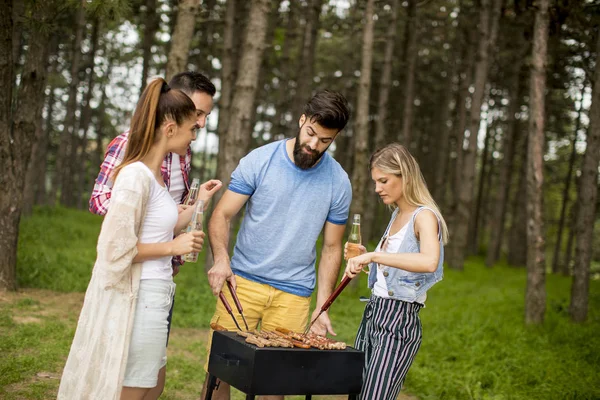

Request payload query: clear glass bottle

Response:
[346,214,362,259]
[184,178,200,206]
[183,199,204,262]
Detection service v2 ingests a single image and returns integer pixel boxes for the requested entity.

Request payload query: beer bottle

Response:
[184,178,200,206]
[183,199,204,262]
[346,214,362,259]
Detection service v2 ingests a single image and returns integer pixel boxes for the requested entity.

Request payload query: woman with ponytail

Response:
[344,143,449,400]
[58,78,210,400]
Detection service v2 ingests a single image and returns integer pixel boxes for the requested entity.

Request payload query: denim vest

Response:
[367,206,444,302]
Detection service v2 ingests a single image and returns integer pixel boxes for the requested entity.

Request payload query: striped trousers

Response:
[354,295,423,400]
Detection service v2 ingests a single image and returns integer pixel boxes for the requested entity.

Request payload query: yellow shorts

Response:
[204,275,310,371]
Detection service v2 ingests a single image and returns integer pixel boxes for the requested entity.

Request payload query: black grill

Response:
[205,331,364,399]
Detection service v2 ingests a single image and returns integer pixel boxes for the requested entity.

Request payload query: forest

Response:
[0,0,599,398]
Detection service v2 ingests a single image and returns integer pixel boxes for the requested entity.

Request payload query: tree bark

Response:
[374,0,400,151]
[291,0,325,119]
[485,64,525,267]
[56,0,86,207]
[400,0,418,147]
[75,18,101,209]
[140,0,159,92]
[569,33,600,323]
[166,0,201,81]
[214,0,236,197]
[447,0,501,270]
[349,0,375,220]
[272,0,300,139]
[552,96,583,274]
[215,0,271,200]
[507,135,528,267]
[0,0,15,290]
[468,122,493,254]
[525,0,549,325]
[1,2,52,290]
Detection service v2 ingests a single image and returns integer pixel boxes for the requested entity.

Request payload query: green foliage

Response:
[8,208,600,399]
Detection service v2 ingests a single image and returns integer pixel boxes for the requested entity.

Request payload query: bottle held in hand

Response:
[346,214,362,260]
[184,178,200,206]
[183,199,204,262]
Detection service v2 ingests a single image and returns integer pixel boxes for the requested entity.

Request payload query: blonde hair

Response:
[370,143,449,244]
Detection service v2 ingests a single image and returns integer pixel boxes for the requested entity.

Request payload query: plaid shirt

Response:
[89,131,192,266]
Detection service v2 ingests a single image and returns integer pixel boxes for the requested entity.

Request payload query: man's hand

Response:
[309,309,336,337]
[207,258,236,296]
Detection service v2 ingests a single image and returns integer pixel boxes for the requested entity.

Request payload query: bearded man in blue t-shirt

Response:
[202,90,352,400]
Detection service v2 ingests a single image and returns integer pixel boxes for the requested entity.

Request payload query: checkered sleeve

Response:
[88,133,129,216]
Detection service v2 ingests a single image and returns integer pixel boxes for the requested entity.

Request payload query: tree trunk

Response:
[2,6,52,290]
[374,0,400,151]
[401,0,418,147]
[446,0,501,270]
[507,135,528,267]
[22,39,58,215]
[56,0,86,207]
[214,0,236,196]
[11,0,24,98]
[349,0,375,219]
[75,18,101,209]
[563,200,577,275]
[569,34,600,323]
[291,0,325,119]
[348,0,375,288]
[140,0,158,91]
[38,84,56,206]
[0,0,15,290]
[448,26,477,215]
[486,64,525,267]
[552,97,583,274]
[524,0,549,325]
[468,123,491,255]
[165,0,201,81]
[272,0,300,139]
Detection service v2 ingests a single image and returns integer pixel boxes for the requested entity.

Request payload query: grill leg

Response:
[348,395,358,400]
[245,395,255,400]
[305,396,312,400]
[204,374,218,400]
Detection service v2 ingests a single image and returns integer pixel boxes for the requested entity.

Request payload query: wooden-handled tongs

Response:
[303,275,353,335]
[218,280,249,331]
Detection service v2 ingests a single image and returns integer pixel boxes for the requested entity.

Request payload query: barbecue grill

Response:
[205,331,364,400]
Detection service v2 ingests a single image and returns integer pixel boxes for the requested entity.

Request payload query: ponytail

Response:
[113,78,195,179]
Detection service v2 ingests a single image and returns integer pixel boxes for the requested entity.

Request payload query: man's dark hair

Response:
[303,90,350,131]
[169,71,216,97]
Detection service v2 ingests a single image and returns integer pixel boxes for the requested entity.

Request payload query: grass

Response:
[2,206,599,399]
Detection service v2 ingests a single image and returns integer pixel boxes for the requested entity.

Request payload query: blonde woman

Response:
[344,143,449,400]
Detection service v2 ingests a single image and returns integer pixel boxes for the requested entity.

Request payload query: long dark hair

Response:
[114,78,196,179]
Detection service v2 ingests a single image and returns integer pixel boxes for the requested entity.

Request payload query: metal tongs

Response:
[303,275,353,335]
[218,280,249,331]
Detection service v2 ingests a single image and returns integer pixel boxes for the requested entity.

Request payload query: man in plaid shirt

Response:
[88,71,222,399]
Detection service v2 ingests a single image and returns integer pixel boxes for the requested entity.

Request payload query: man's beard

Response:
[293,131,327,169]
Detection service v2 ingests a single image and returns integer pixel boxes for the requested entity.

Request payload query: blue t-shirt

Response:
[228,139,352,297]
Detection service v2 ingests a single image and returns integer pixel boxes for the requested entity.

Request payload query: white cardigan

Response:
[58,164,151,399]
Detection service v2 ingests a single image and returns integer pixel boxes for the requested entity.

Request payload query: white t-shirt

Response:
[132,162,179,281]
[169,153,186,204]
[374,219,427,304]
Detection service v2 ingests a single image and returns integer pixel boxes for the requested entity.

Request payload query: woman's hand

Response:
[344,242,367,260]
[344,252,372,279]
[197,179,223,209]
[170,230,204,256]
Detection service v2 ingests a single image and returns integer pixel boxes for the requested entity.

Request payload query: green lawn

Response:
[2,206,599,399]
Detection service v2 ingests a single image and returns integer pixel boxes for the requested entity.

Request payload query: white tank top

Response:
[374,212,427,304]
[132,162,179,281]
